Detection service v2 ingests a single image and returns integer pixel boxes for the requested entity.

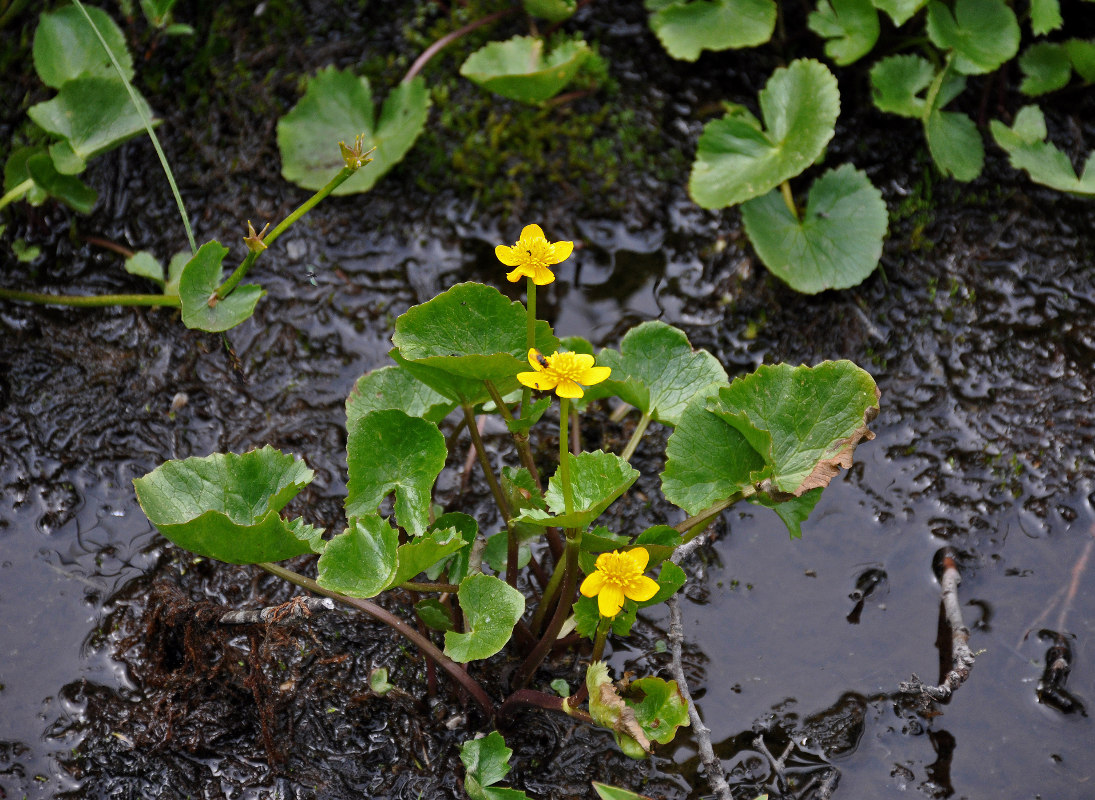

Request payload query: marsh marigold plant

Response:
[495,223,573,285]
[517,348,611,399]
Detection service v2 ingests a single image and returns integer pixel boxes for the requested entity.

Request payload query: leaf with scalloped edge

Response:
[133,445,322,564]
[808,0,880,66]
[926,0,1019,75]
[444,574,526,662]
[516,450,639,530]
[346,410,446,537]
[869,0,927,25]
[346,364,454,428]
[869,55,966,119]
[178,241,265,332]
[925,108,984,181]
[990,105,1095,195]
[460,731,531,800]
[1019,43,1071,96]
[460,36,589,104]
[622,676,691,746]
[647,0,776,61]
[316,515,399,598]
[689,59,840,209]
[1030,0,1063,35]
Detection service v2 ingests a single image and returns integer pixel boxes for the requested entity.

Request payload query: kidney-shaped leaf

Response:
[33,5,134,89]
[346,364,455,428]
[518,450,639,530]
[392,282,558,397]
[689,59,840,209]
[990,106,1095,196]
[28,77,152,171]
[346,410,447,537]
[926,0,1019,75]
[460,36,590,104]
[1018,43,1071,97]
[178,241,265,332]
[740,164,888,294]
[647,0,775,61]
[316,515,399,598]
[445,574,526,662]
[133,445,322,564]
[277,68,430,194]
[808,0,880,66]
[869,55,965,119]
[706,361,880,497]
[623,676,691,746]
[588,321,727,426]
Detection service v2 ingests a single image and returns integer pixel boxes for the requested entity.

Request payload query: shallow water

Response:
[3,3,1095,798]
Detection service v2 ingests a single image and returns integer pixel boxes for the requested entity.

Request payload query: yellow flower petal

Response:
[580,571,606,597]
[520,223,546,242]
[495,244,520,266]
[624,546,650,572]
[517,371,558,391]
[550,240,574,263]
[625,575,660,603]
[598,584,626,617]
[555,379,584,399]
[506,266,531,283]
[578,365,612,386]
[531,264,556,285]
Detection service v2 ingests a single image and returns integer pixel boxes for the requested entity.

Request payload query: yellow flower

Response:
[517,349,611,399]
[580,547,660,618]
[495,224,574,285]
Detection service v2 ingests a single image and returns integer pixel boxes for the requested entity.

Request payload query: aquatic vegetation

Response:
[134,222,880,797]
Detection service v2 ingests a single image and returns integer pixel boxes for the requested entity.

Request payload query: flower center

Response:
[598,552,640,588]
[521,237,552,269]
[544,352,585,381]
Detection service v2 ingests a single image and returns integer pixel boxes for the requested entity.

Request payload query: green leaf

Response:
[1019,43,1072,96]
[416,598,455,631]
[502,467,547,514]
[392,283,558,398]
[178,241,265,332]
[750,487,823,539]
[989,105,1095,195]
[586,661,651,758]
[277,68,430,194]
[483,531,532,573]
[689,59,840,209]
[133,445,322,564]
[925,108,984,181]
[346,364,455,428]
[444,574,526,662]
[24,152,97,213]
[517,450,639,530]
[639,561,686,607]
[808,0,880,66]
[647,0,776,61]
[316,516,399,598]
[740,164,888,294]
[369,667,394,695]
[706,361,880,496]
[573,594,637,637]
[460,36,590,104]
[589,322,727,426]
[346,410,447,537]
[48,141,86,175]
[622,676,691,745]
[33,5,134,89]
[460,732,531,800]
[391,526,468,586]
[523,0,577,21]
[634,526,683,566]
[551,678,571,697]
[502,395,551,434]
[1065,39,1095,83]
[163,250,190,297]
[661,393,765,515]
[869,55,965,119]
[28,77,153,165]
[390,350,495,406]
[425,512,479,583]
[869,0,927,25]
[592,783,655,800]
[925,0,1019,75]
[125,250,164,286]
[1030,0,1063,35]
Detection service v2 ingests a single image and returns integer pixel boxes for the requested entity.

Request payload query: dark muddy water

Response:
[3,4,1095,799]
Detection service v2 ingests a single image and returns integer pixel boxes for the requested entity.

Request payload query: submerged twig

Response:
[219,595,334,625]
[900,547,976,702]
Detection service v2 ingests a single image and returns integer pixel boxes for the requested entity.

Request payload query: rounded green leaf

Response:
[870,0,927,26]
[926,109,984,182]
[869,55,965,119]
[24,152,97,213]
[990,106,1095,195]
[133,445,322,564]
[346,364,455,428]
[459,36,590,104]
[588,321,727,426]
[33,5,133,89]
[661,393,765,515]
[125,250,165,285]
[277,68,430,194]
[178,241,265,332]
[517,450,639,530]
[346,410,447,537]
[392,282,559,397]
[316,516,399,598]
[1019,43,1072,97]
[1065,39,1095,83]
[926,0,1019,76]
[648,0,776,61]
[28,77,153,165]
[444,574,526,662]
[689,59,840,209]
[808,0,880,66]
[706,361,880,497]
[391,527,468,587]
[740,164,888,294]
[623,676,690,746]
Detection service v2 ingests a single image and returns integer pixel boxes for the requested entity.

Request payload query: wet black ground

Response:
[3,2,1095,798]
